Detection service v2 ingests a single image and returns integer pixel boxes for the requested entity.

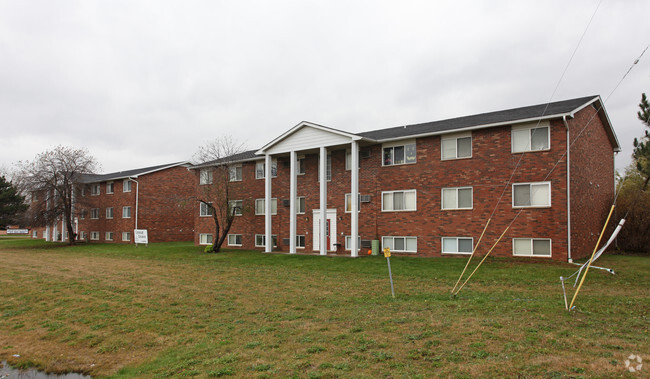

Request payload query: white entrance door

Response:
[312,209,337,252]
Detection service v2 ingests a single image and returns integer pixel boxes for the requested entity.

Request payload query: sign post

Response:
[383,247,395,298]
[134,229,148,247]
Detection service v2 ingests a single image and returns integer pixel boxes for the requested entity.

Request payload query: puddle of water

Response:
[0,361,91,379]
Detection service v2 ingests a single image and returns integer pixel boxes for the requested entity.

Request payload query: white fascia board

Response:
[564,96,621,152]
[190,157,260,170]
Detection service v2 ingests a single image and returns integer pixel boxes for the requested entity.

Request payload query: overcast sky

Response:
[1,0,648,175]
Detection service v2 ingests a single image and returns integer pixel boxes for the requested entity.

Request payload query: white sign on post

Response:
[134,229,148,246]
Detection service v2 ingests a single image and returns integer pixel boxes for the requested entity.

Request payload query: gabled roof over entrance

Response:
[256,121,368,155]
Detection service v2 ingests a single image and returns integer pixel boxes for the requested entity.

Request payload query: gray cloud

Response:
[1,0,648,174]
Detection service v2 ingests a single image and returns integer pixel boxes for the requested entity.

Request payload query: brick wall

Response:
[77,166,196,243]
[568,105,616,260]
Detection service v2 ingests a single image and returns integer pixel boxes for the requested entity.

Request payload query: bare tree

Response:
[193,136,248,252]
[14,146,99,245]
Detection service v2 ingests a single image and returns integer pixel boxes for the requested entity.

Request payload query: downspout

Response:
[563,115,572,263]
[129,177,140,232]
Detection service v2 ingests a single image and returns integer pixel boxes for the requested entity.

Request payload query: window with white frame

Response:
[345,193,360,212]
[123,180,132,192]
[90,231,99,240]
[255,234,277,247]
[105,232,113,241]
[441,132,472,160]
[90,208,99,219]
[513,238,551,257]
[79,209,87,219]
[106,182,114,194]
[200,202,213,217]
[122,232,131,241]
[382,190,416,211]
[79,231,87,240]
[91,184,100,195]
[442,237,473,255]
[512,123,550,153]
[442,187,473,210]
[106,207,114,219]
[227,234,242,246]
[229,165,242,182]
[512,182,550,208]
[228,200,243,216]
[297,156,306,175]
[199,233,213,245]
[317,154,331,181]
[296,235,305,248]
[122,206,132,218]
[345,150,362,170]
[345,235,361,251]
[297,197,305,214]
[199,169,213,185]
[255,198,277,215]
[383,140,416,166]
[382,236,417,253]
[256,159,278,179]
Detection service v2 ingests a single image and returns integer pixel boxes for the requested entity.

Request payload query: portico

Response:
[256,122,365,257]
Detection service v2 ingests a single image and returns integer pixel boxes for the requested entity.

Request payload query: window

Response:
[442,237,474,255]
[106,207,114,219]
[298,156,306,175]
[80,231,87,240]
[105,232,113,241]
[382,236,417,253]
[513,238,552,257]
[442,187,473,210]
[512,123,550,153]
[296,235,305,248]
[106,182,114,194]
[228,200,243,216]
[199,233,213,245]
[345,150,362,170]
[229,165,242,182]
[123,180,132,192]
[122,206,132,218]
[441,133,472,160]
[345,235,361,251]
[91,184,100,195]
[317,154,331,181]
[256,159,277,179]
[200,202,213,217]
[90,231,99,240]
[255,234,277,247]
[297,197,305,214]
[90,208,99,219]
[512,182,550,208]
[255,198,278,215]
[32,230,37,238]
[79,209,87,220]
[383,140,416,166]
[382,190,416,211]
[345,193,361,212]
[122,232,131,241]
[199,169,213,185]
[228,234,242,246]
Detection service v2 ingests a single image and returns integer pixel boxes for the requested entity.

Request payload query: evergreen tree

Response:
[633,93,650,189]
[0,175,27,228]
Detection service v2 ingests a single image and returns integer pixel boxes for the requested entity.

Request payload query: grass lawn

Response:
[0,237,647,378]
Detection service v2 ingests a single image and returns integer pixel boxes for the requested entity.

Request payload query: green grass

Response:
[0,237,648,377]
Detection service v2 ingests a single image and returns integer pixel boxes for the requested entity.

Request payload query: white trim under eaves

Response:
[190,157,261,170]
[559,95,620,153]
[256,121,368,155]
[371,114,573,144]
[80,162,193,183]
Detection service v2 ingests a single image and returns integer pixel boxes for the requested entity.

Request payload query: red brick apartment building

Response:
[193,96,619,262]
[33,162,195,244]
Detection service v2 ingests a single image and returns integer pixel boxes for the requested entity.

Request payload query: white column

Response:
[265,154,273,252]
[289,151,297,254]
[351,141,359,257]
[319,146,327,255]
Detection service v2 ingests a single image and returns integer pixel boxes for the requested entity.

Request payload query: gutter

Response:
[129,177,140,234]
[563,115,572,263]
